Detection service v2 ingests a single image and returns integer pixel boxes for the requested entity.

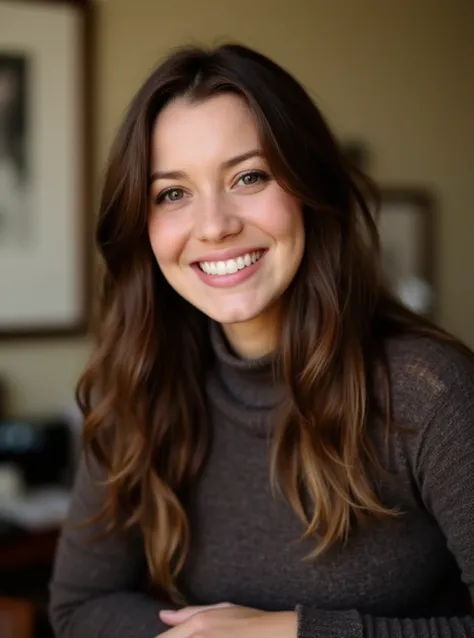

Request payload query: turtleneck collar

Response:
[207,321,285,438]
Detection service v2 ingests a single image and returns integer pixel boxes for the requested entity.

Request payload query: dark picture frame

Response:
[378,187,435,318]
[0,0,92,339]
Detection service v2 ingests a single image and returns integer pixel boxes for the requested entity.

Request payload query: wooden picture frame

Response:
[342,141,370,172]
[0,0,92,339]
[378,187,435,318]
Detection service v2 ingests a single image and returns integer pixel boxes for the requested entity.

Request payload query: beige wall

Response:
[2,0,473,417]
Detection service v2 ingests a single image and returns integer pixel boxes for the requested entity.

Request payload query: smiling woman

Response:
[49,43,474,638]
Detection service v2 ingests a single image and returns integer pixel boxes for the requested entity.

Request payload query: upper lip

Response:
[191,247,266,264]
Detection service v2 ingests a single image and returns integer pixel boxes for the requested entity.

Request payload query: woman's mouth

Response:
[198,250,264,276]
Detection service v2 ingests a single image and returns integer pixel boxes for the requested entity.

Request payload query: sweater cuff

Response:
[296,605,362,638]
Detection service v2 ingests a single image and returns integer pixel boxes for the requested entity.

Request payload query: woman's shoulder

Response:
[385,332,474,398]
[382,332,474,434]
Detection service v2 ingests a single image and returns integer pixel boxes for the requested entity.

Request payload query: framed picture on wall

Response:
[0,0,92,338]
[378,188,435,318]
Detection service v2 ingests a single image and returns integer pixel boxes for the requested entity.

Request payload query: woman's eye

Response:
[236,171,269,187]
[156,188,185,205]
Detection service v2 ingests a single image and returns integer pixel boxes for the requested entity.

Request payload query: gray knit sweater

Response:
[49,326,474,637]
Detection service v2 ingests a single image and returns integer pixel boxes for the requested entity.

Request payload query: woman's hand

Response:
[157,602,297,637]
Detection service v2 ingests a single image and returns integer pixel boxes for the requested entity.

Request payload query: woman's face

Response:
[148,92,305,356]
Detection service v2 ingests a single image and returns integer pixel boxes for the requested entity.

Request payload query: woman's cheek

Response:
[148,211,191,266]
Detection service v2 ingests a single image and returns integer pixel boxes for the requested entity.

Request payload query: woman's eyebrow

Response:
[149,149,263,186]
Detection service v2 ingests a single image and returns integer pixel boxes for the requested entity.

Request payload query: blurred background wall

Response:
[1,0,473,417]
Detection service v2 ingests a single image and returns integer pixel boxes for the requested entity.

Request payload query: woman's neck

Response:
[221,305,281,359]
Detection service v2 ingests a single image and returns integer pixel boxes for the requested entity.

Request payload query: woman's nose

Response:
[193,194,243,243]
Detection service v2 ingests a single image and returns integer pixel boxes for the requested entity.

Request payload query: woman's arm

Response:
[296,605,473,637]
[49,453,173,638]
[296,350,474,637]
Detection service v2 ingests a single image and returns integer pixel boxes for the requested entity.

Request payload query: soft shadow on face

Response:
[148,93,305,358]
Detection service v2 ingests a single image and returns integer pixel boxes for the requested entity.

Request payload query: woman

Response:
[49,43,474,638]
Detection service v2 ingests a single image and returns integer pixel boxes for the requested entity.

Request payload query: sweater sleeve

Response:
[49,453,173,638]
[296,346,474,638]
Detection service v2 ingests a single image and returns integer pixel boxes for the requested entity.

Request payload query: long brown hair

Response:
[78,43,469,602]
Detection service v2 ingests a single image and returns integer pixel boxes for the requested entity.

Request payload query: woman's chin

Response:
[203,304,265,327]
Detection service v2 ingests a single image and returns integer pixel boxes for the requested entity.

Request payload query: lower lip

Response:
[192,253,266,288]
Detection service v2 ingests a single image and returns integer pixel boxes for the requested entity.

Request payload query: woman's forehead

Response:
[150,94,261,169]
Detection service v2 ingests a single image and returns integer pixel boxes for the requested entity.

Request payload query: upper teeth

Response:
[199,251,263,275]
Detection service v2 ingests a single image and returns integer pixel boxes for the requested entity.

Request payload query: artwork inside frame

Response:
[377,188,435,318]
[0,52,29,246]
[0,0,91,338]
